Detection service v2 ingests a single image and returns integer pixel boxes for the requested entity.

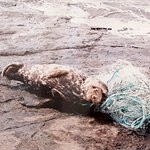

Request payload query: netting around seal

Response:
[97,60,150,130]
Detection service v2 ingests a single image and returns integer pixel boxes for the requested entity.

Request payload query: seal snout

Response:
[2,63,23,78]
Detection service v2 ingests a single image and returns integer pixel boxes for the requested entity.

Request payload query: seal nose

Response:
[91,90,103,104]
[91,95,99,103]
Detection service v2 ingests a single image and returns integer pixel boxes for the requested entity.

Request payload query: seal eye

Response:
[92,86,96,89]
[82,90,85,94]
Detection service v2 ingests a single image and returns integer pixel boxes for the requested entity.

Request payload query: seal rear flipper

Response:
[2,63,24,80]
[48,68,69,78]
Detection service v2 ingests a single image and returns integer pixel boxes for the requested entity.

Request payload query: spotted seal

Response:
[2,63,108,105]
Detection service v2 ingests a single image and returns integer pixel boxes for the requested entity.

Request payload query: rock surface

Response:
[0,0,150,149]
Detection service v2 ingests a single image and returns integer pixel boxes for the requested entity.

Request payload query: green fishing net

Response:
[98,61,150,131]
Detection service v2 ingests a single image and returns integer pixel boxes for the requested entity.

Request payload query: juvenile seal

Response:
[2,63,108,105]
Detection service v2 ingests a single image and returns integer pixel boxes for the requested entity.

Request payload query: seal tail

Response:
[2,63,23,79]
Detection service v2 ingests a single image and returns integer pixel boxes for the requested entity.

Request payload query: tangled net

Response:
[98,60,150,131]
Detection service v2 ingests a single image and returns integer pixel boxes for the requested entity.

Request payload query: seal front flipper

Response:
[51,88,67,100]
[48,68,69,78]
[2,63,24,81]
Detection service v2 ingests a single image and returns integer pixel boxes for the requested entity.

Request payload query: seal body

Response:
[2,63,108,104]
[2,63,86,102]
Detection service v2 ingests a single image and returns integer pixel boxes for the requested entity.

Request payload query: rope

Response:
[98,61,150,131]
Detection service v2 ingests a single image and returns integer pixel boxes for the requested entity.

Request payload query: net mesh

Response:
[98,60,150,130]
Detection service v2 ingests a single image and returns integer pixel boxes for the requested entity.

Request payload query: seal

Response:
[2,63,108,105]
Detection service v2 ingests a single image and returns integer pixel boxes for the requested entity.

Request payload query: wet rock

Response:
[0,0,150,149]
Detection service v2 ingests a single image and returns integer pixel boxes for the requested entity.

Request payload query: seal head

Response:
[81,77,108,104]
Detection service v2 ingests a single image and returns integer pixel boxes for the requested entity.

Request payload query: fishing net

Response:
[97,60,150,131]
